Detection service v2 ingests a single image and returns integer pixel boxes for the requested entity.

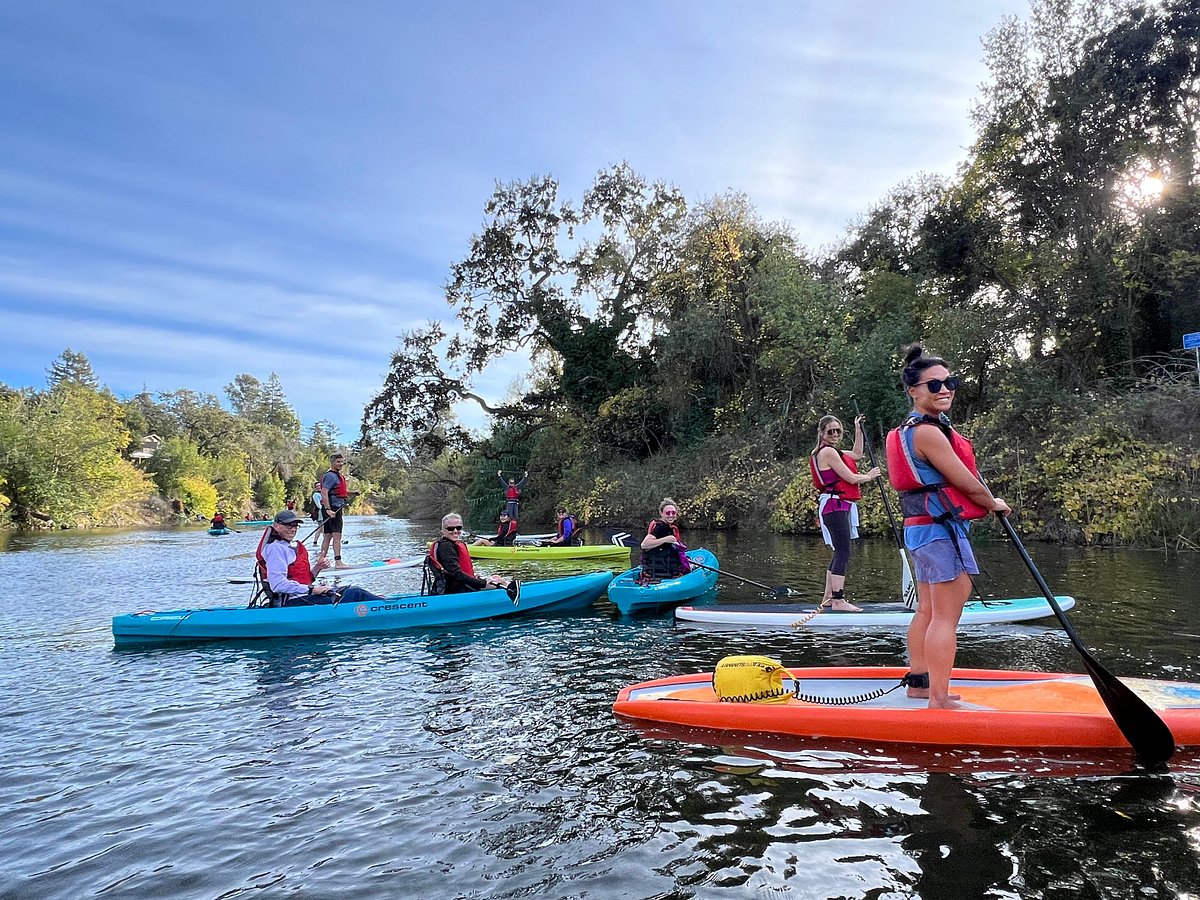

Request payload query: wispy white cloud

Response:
[0,0,1026,438]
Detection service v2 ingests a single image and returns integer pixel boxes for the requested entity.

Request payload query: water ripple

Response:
[2,520,1200,897]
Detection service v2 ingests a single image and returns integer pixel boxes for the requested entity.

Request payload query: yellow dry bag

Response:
[713,655,793,703]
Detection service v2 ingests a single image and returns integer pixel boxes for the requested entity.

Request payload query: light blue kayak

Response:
[113,571,613,645]
[207,527,231,536]
[608,548,720,614]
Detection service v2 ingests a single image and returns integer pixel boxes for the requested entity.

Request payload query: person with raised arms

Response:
[430,512,519,597]
[886,344,1010,709]
[497,470,528,519]
[257,510,386,607]
[811,414,881,611]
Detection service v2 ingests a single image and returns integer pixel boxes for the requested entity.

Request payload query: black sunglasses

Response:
[445,525,463,531]
[915,375,961,393]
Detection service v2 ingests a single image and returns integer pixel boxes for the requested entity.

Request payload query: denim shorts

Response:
[910,536,979,584]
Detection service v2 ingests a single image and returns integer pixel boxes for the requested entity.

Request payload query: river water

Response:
[1,517,1199,899]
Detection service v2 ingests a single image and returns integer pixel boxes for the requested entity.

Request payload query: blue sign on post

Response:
[1184,332,1200,350]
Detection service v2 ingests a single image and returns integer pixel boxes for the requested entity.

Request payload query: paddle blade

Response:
[997,514,1175,764]
[1078,651,1176,765]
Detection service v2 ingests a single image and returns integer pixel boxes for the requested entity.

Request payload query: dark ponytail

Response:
[900,343,948,387]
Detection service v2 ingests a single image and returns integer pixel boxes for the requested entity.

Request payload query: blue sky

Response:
[0,0,1023,440]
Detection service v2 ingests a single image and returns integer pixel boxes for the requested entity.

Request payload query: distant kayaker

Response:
[474,509,519,546]
[258,510,385,607]
[887,344,1010,709]
[497,470,528,518]
[285,499,296,511]
[430,512,518,596]
[547,507,578,545]
[316,453,352,570]
[211,512,226,530]
[640,498,690,581]
[811,414,881,612]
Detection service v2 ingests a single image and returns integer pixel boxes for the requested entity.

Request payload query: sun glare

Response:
[1137,172,1164,200]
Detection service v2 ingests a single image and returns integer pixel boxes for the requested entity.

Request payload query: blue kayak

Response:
[608,548,720,614]
[207,527,231,536]
[112,571,613,645]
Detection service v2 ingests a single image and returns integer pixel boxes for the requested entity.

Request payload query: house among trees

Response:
[129,434,162,463]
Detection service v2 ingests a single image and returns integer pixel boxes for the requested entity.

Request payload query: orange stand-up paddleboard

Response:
[614,667,1200,750]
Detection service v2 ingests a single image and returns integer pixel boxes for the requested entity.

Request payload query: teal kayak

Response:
[234,519,272,527]
[112,571,613,645]
[207,527,231,536]
[608,548,720,614]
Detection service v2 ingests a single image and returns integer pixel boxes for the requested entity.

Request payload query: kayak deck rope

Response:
[789,679,905,706]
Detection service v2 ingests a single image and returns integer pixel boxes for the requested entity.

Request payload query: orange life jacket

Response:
[809,449,862,502]
[885,414,989,525]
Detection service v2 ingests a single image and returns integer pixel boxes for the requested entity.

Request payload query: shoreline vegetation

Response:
[3,2,1197,549]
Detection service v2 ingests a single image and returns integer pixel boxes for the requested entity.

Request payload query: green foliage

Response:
[254,472,286,511]
[593,387,669,459]
[0,382,152,525]
[46,348,99,389]
[144,436,206,497]
[179,475,218,518]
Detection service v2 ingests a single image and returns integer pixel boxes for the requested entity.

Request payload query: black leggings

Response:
[823,509,852,576]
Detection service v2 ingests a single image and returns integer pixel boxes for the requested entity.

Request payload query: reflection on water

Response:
[1,517,1199,897]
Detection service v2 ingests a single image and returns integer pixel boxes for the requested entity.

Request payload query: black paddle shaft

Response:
[997,514,1175,764]
[686,560,790,598]
[851,397,904,551]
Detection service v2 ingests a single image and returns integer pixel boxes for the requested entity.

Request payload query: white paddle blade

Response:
[901,549,918,609]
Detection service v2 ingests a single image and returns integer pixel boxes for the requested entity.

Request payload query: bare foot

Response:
[335,562,353,569]
[829,600,861,612]
[906,687,962,700]
[927,697,964,710]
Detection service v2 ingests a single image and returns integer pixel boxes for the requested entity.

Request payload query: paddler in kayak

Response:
[258,510,387,607]
[431,512,518,596]
[546,506,578,545]
[473,509,519,546]
[887,344,1010,709]
[210,512,226,530]
[639,498,690,581]
[811,414,881,611]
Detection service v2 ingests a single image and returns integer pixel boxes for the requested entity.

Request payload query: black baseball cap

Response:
[274,510,304,525]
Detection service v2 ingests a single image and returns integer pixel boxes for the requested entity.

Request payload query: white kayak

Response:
[675,595,1076,628]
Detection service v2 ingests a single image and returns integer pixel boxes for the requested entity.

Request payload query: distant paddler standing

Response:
[811,414,880,611]
[316,452,352,570]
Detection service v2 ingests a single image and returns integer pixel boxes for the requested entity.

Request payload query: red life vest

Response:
[495,519,518,543]
[505,484,521,500]
[809,449,862,502]
[327,470,348,499]
[556,515,577,540]
[427,538,475,578]
[885,415,989,525]
[255,529,315,586]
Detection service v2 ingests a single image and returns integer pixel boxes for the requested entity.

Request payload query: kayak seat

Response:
[421,558,447,596]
